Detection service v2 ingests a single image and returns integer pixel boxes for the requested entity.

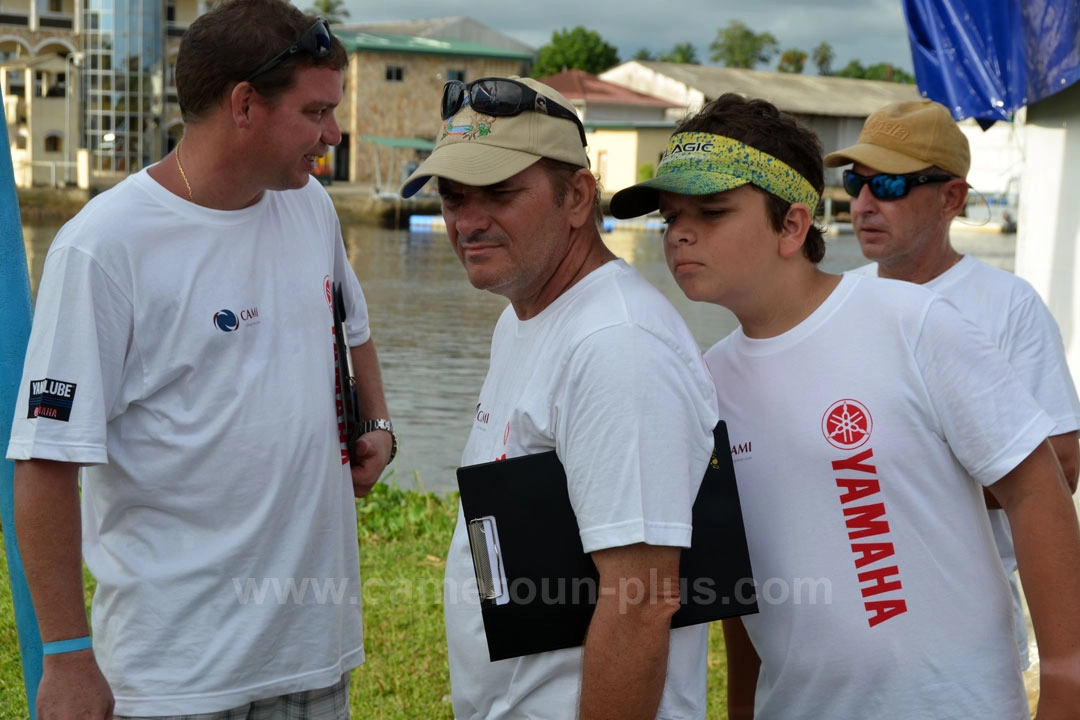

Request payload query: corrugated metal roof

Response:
[336,30,534,60]
[337,17,535,56]
[624,61,922,117]
[539,69,678,108]
[361,135,436,150]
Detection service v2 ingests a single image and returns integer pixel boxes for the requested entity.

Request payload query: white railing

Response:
[27,160,77,187]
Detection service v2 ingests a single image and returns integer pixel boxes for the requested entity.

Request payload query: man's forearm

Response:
[578,544,683,720]
[13,459,90,640]
[578,591,677,720]
[991,442,1080,716]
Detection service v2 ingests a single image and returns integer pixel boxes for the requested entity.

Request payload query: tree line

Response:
[532,21,914,83]
[304,4,915,86]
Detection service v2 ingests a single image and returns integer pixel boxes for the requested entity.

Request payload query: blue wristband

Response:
[41,636,92,655]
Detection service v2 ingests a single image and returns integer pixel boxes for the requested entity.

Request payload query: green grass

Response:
[0,541,28,720]
[0,478,728,719]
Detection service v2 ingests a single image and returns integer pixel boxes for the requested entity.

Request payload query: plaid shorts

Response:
[114,673,351,720]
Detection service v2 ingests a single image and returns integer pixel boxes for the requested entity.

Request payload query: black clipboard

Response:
[456,421,757,662]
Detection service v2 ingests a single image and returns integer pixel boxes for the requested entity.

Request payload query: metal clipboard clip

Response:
[467,516,510,605]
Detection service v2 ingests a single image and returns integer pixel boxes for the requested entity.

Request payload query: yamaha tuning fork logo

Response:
[821,399,873,450]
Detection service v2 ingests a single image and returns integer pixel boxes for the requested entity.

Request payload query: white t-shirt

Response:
[444,259,720,720]
[855,256,1080,667]
[7,170,369,716]
[707,273,1052,720]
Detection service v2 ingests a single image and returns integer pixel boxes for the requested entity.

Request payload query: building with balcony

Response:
[4,4,536,192]
[2,0,203,189]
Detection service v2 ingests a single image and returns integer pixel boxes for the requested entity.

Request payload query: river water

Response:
[21,220,1017,494]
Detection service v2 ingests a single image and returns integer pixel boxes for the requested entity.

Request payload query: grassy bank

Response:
[0,480,729,718]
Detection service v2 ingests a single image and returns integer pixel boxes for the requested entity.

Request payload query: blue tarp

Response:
[0,87,40,716]
[903,0,1080,122]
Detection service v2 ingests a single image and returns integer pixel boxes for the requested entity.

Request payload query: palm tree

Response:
[812,42,835,76]
[307,0,350,24]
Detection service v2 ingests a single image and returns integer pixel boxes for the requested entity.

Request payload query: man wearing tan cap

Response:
[401,77,721,719]
[825,99,1080,672]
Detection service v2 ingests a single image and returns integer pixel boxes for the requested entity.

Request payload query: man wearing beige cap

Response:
[401,77,720,719]
[825,99,1080,672]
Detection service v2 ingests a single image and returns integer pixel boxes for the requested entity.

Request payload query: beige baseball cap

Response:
[824,99,971,178]
[400,77,589,198]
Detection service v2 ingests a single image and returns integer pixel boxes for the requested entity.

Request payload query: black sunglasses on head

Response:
[843,169,956,201]
[244,18,333,83]
[441,77,588,147]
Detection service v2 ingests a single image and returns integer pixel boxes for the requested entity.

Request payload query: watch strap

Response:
[360,418,397,464]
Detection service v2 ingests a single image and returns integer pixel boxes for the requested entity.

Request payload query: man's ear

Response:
[777,202,813,259]
[941,178,969,221]
[230,82,257,129]
[566,168,598,230]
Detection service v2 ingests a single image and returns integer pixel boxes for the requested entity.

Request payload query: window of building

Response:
[447,69,466,82]
[48,0,63,12]
[45,136,62,153]
[46,72,66,97]
[385,66,404,82]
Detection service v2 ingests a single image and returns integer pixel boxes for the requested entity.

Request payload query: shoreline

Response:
[14,182,443,227]
[15,185,1015,235]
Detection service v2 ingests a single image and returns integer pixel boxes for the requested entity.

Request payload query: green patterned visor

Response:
[609,132,820,219]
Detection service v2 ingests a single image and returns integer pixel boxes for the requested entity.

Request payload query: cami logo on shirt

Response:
[213,307,260,332]
[26,377,77,421]
[730,438,753,461]
[821,398,873,450]
[214,309,240,332]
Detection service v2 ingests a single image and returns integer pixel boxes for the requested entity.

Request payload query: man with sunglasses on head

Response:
[609,93,1080,718]
[826,99,1080,675]
[7,0,394,718]
[400,76,720,720]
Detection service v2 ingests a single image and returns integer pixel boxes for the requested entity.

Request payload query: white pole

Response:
[64,55,70,187]
[63,52,83,187]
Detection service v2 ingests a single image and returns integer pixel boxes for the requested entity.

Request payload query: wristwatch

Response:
[360,418,397,464]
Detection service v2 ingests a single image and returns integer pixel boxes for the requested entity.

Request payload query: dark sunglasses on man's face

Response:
[440,77,588,147]
[843,169,956,201]
[244,18,333,83]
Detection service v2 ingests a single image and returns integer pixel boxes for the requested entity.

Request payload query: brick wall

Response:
[343,52,524,188]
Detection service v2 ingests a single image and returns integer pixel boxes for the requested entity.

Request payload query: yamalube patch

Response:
[27,377,77,421]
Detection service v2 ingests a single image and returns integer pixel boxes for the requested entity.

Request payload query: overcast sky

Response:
[341,0,915,73]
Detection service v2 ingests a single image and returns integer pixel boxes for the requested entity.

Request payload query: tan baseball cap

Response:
[824,99,970,178]
[400,77,589,198]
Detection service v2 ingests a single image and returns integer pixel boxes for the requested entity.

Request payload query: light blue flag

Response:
[0,86,41,717]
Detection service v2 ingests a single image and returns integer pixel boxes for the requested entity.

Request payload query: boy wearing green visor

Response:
[610,94,1080,720]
